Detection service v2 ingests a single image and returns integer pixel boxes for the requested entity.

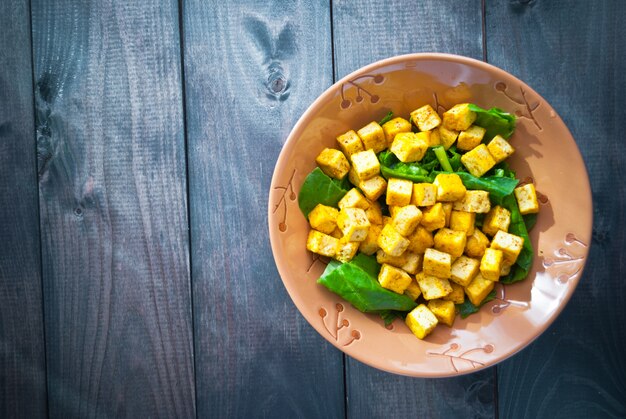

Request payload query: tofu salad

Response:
[299,103,539,340]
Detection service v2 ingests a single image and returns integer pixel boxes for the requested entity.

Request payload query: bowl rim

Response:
[268,52,593,377]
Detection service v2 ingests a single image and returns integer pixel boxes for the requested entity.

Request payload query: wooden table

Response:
[1,0,624,417]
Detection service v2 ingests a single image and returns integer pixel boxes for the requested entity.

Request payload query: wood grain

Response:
[332,1,496,418]
[486,0,626,417]
[0,0,48,417]
[182,0,345,417]
[31,1,195,417]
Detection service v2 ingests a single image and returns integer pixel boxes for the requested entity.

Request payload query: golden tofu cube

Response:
[465,273,495,306]
[382,216,392,227]
[433,173,466,202]
[487,135,515,163]
[457,125,486,151]
[382,117,412,146]
[330,227,343,239]
[386,178,413,206]
[491,230,524,265]
[427,299,456,327]
[423,248,452,279]
[411,104,442,131]
[406,226,434,254]
[453,190,491,213]
[377,250,422,275]
[359,224,382,255]
[337,207,371,242]
[357,121,387,153]
[438,125,459,149]
[390,132,429,162]
[378,263,412,294]
[404,278,422,300]
[335,237,360,263]
[461,144,496,177]
[358,175,387,201]
[377,224,410,257]
[348,166,361,186]
[364,200,383,225]
[480,248,503,281]
[350,149,380,181]
[514,183,540,215]
[405,304,438,339]
[412,183,437,206]
[416,272,453,300]
[483,205,511,236]
[450,255,480,286]
[306,230,338,257]
[388,205,402,218]
[443,103,477,131]
[449,210,475,236]
[392,205,423,236]
[443,282,465,304]
[336,130,364,157]
[315,148,350,180]
[500,263,511,276]
[338,188,370,210]
[442,202,453,227]
[465,228,490,258]
[428,129,441,147]
[434,228,467,258]
[420,203,446,232]
[308,204,339,234]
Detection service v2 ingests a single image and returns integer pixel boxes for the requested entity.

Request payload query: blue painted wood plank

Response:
[0,0,47,417]
[486,1,626,417]
[31,1,195,416]
[181,0,345,416]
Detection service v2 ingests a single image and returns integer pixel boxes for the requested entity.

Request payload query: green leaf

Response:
[431,170,519,200]
[457,289,497,319]
[378,150,434,183]
[433,146,453,172]
[523,213,538,231]
[468,104,516,141]
[378,111,394,126]
[379,310,406,326]
[298,168,350,217]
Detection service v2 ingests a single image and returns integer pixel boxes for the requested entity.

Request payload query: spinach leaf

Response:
[379,310,406,326]
[378,150,434,183]
[433,146,453,172]
[523,213,538,231]
[298,167,350,217]
[495,194,534,284]
[457,289,497,319]
[379,111,394,126]
[468,104,516,141]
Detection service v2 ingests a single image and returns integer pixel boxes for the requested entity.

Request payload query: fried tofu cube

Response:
[335,237,360,263]
[358,175,387,201]
[514,183,540,215]
[378,263,412,294]
[438,125,459,149]
[465,228,490,258]
[390,132,429,162]
[487,135,515,163]
[348,167,361,186]
[406,226,434,254]
[411,104,442,131]
[377,224,410,257]
[306,230,338,257]
[449,210,475,236]
[480,248,503,281]
[420,203,446,231]
[442,202,453,227]
[382,216,392,227]
[433,173,466,202]
[337,207,371,242]
[416,272,453,300]
[388,205,402,218]
[386,178,413,206]
[350,149,380,181]
[423,248,452,279]
[364,200,383,225]
[461,144,497,177]
[465,273,495,306]
[457,125,486,151]
[315,148,350,180]
[443,103,477,131]
[434,228,467,258]
[377,250,422,275]
[427,299,456,327]
[453,190,491,213]
[382,117,412,146]
[412,183,437,206]
[336,130,364,157]
[308,204,339,234]
[428,129,441,147]
[338,188,370,210]
[359,224,382,255]
[404,278,422,300]
[330,227,343,239]
[405,304,438,339]
[392,205,423,236]
[443,282,465,304]
[450,255,480,286]
[357,121,387,153]
[483,205,511,236]
[490,230,524,265]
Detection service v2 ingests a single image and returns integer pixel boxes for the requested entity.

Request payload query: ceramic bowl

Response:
[268,53,592,377]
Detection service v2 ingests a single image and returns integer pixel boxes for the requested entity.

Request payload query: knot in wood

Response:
[266,62,289,99]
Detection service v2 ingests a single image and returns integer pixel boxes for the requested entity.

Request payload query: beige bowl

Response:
[268,53,592,377]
